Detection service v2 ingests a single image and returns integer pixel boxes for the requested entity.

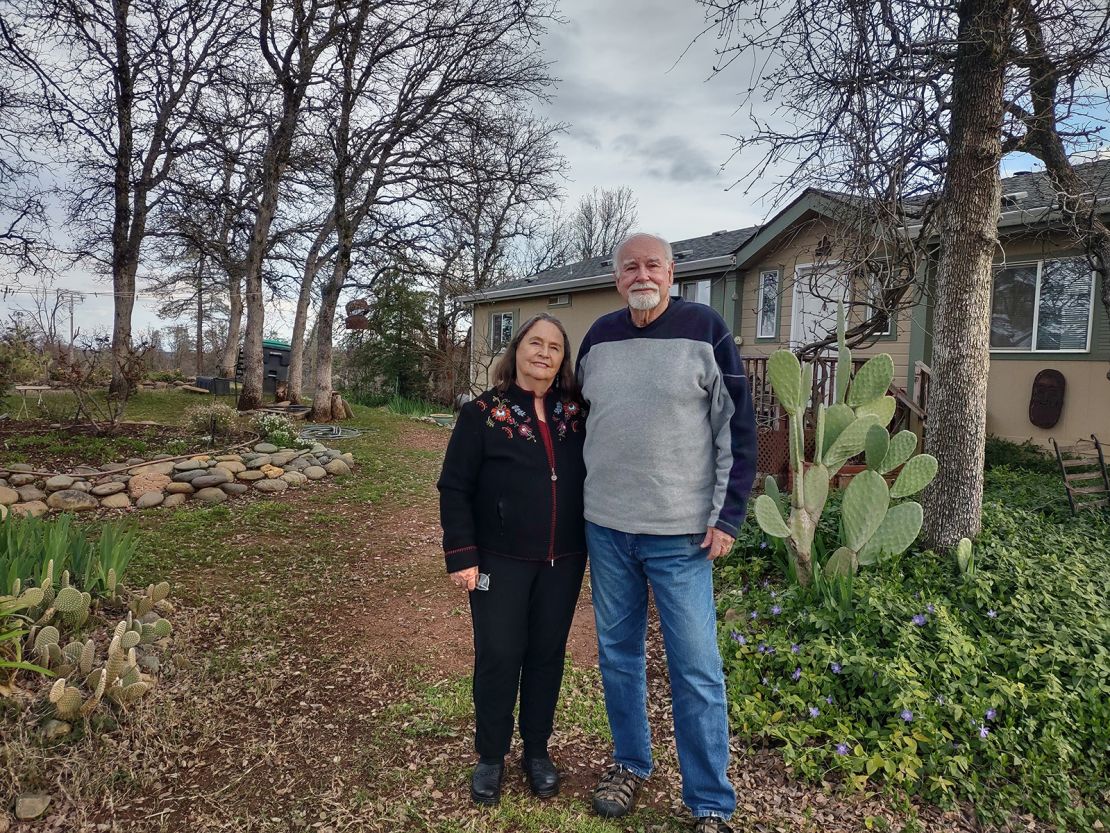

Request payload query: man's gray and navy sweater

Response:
[576,297,758,538]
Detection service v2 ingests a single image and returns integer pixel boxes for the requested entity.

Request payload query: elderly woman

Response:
[438,313,587,806]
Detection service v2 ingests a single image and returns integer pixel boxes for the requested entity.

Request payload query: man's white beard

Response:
[628,284,661,310]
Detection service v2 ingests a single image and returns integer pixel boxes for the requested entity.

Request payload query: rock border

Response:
[0,443,355,517]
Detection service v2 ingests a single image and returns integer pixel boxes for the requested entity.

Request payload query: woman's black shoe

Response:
[470,761,504,805]
[521,755,560,798]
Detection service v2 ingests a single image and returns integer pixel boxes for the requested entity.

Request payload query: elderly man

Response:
[576,232,757,833]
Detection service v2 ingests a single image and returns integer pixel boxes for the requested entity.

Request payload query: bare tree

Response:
[700,0,1110,548]
[0,53,50,273]
[304,0,556,421]
[1,0,245,400]
[571,185,638,261]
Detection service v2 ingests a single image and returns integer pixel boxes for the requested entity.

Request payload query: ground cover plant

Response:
[718,464,1110,830]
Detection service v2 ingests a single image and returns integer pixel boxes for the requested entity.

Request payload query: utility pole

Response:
[196,256,204,377]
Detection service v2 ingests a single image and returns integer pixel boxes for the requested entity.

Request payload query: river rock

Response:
[136,492,164,509]
[125,457,146,466]
[237,470,265,481]
[71,466,100,476]
[0,486,18,505]
[340,452,355,467]
[194,487,228,504]
[324,459,351,477]
[173,459,205,472]
[304,466,327,481]
[220,482,248,495]
[8,473,38,487]
[260,464,284,479]
[46,490,98,512]
[15,793,51,820]
[280,471,308,487]
[100,493,132,509]
[10,501,48,517]
[245,455,271,469]
[17,485,47,502]
[45,474,74,491]
[171,469,210,483]
[162,493,187,508]
[253,478,288,494]
[5,463,33,472]
[165,482,195,495]
[130,472,171,498]
[215,460,245,474]
[91,482,126,497]
[191,470,231,489]
[269,450,299,467]
[215,454,243,462]
[254,442,279,453]
[69,480,91,492]
[132,461,174,476]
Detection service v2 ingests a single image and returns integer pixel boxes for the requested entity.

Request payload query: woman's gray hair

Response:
[612,233,673,269]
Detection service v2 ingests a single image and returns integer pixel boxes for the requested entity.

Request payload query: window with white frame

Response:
[756,270,779,338]
[490,311,514,352]
[990,257,1094,351]
[681,279,712,306]
[867,274,892,336]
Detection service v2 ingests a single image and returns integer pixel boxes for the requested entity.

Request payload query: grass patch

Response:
[717,465,1110,831]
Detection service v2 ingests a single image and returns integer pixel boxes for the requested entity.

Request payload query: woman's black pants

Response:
[468,551,586,761]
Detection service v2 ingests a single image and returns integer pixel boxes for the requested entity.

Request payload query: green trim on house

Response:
[907,296,929,393]
[733,191,853,270]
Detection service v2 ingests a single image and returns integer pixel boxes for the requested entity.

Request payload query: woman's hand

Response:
[450,566,478,591]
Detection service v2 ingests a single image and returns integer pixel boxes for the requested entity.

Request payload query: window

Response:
[990,258,1093,351]
[867,275,892,337]
[548,293,570,307]
[756,270,779,338]
[681,279,711,306]
[490,311,514,352]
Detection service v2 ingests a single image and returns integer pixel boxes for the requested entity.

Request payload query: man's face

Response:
[615,236,674,311]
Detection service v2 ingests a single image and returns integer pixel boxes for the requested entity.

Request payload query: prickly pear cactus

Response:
[752,302,938,585]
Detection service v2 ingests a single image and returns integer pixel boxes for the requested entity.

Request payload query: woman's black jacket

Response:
[437,383,587,573]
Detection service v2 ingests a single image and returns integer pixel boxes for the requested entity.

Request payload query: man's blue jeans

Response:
[586,521,735,820]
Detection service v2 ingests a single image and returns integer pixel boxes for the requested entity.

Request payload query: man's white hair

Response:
[612,233,673,269]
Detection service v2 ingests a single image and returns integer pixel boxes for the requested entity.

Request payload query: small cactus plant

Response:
[752,303,938,585]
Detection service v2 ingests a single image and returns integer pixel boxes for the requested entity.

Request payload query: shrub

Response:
[252,412,311,449]
[718,467,1110,830]
[984,435,1058,474]
[183,402,243,438]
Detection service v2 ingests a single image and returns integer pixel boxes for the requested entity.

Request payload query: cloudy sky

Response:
[537,0,775,241]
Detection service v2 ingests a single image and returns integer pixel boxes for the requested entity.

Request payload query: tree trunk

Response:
[195,264,204,377]
[219,266,243,379]
[309,258,347,422]
[288,222,334,404]
[108,0,135,399]
[921,0,1011,549]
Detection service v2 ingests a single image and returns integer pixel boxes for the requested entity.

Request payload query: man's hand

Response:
[450,566,478,591]
[700,527,735,560]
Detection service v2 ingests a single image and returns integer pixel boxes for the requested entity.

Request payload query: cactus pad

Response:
[880,430,918,474]
[865,424,889,471]
[841,470,890,551]
[854,395,896,427]
[823,415,881,472]
[802,464,830,516]
[120,630,141,651]
[956,538,973,573]
[34,625,60,654]
[847,353,894,405]
[54,686,83,719]
[821,404,855,457]
[890,454,938,498]
[857,501,923,565]
[767,351,805,414]
[754,494,790,538]
[823,546,856,578]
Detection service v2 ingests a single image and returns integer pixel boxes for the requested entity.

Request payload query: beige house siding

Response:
[986,360,1110,444]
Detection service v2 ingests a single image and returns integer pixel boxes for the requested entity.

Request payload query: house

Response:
[460,162,1110,448]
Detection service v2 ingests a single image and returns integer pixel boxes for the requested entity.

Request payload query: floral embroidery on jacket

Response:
[552,399,585,440]
[483,394,536,442]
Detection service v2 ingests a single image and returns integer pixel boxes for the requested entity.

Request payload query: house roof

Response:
[459,226,758,303]
[462,159,1110,305]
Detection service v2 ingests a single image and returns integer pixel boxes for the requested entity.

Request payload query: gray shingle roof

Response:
[495,226,759,293]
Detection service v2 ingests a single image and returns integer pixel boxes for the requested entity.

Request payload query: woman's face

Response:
[515,320,564,391]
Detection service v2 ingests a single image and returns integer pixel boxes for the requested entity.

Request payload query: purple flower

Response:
[830,662,842,674]
[750,610,759,620]
[912,614,927,627]
[770,590,777,599]
[936,695,945,705]
[766,646,776,654]
[761,676,769,685]
[900,709,914,723]
[759,541,768,550]
[792,667,802,681]
[978,726,990,739]
[808,706,820,718]
[836,743,849,756]
[825,695,834,704]
[757,644,767,654]
[987,609,998,619]
[729,631,746,645]
[985,708,997,721]
[771,605,782,616]
[791,643,800,654]
[927,603,936,614]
